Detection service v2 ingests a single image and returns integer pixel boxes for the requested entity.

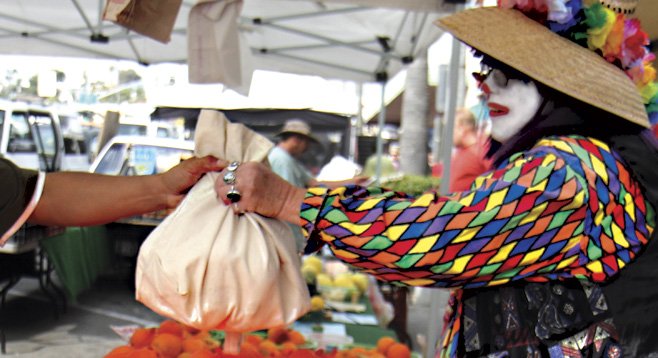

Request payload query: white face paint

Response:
[481,69,542,142]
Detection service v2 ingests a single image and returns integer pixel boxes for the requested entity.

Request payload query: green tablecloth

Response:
[40,226,112,303]
[344,323,396,346]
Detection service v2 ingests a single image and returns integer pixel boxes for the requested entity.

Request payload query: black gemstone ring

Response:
[227,185,241,203]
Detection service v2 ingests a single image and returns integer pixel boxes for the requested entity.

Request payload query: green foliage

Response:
[382,175,440,196]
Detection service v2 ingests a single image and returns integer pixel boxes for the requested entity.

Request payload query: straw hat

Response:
[277,119,319,142]
[436,1,656,129]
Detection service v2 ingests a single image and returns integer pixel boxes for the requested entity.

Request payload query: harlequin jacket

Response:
[300,135,657,357]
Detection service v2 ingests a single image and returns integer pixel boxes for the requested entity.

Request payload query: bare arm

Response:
[29,156,221,227]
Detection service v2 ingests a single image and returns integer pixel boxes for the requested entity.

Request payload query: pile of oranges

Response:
[105,319,219,358]
[105,320,412,358]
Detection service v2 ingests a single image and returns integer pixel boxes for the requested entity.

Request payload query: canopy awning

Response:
[0,0,461,84]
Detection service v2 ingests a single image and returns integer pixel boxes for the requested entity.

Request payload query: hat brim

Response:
[436,7,649,128]
[277,130,320,143]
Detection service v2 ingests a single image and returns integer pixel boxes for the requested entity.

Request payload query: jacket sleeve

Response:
[300,147,592,289]
[0,158,41,246]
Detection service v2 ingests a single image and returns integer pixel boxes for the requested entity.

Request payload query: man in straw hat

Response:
[268,118,322,189]
[269,118,368,251]
[215,0,658,355]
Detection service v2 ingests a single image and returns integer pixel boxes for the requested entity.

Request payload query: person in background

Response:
[362,141,401,179]
[431,107,492,189]
[0,156,220,246]
[448,107,493,192]
[215,0,658,355]
[268,119,368,251]
[268,119,321,189]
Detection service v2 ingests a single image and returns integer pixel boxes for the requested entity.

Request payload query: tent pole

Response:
[431,64,448,170]
[349,83,364,162]
[375,80,387,185]
[425,33,464,358]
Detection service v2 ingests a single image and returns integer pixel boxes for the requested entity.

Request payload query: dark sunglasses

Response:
[472,64,510,87]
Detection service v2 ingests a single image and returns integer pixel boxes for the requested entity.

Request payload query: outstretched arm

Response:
[218,137,652,289]
[29,155,222,227]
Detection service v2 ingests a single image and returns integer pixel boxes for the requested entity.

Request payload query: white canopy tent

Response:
[0,0,460,84]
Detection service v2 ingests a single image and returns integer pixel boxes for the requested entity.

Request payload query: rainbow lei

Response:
[498,0,658,128]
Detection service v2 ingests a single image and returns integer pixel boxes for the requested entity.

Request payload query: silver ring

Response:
[227,161,240,172]
[223,171,236,184]
[227,185,241,203]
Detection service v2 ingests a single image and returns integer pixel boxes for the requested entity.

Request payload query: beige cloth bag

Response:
[135,110,311,337]
[187,0,253,95]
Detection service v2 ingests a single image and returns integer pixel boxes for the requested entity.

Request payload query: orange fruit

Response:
[151,333,184,357]
[183,337,209,353]
[288,330,306,346]
[368,349,386,358]
[105,345,135,357]
[129,348,158,358]
[267,326,290,344]
[193,331,219,350]
[158,320,184,337]
[289,349,318,358]
[184,350,216,358]
[259,340,280,356]
[346,346,368,358]
[244,334,264,346]
[238,342,261,358]
[281,341,298,355]
[385,343,411,358]
[130,328,156,348]
[376,337,396,354]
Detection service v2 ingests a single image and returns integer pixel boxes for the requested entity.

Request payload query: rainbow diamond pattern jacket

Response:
[300,135,655,356]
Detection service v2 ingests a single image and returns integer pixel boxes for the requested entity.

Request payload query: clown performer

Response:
[215,0,658,356]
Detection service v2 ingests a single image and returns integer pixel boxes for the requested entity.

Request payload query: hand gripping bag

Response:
[135,109,310,350]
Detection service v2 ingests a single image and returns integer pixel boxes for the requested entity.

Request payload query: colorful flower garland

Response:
[498,0,658,128]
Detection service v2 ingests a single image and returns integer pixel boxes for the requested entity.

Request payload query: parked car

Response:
[90,135,195,224]
[0,100,64,172]
[88,135,195,266]
[87,116,182,163]
[0,101,68,253]
[90,135,194,177]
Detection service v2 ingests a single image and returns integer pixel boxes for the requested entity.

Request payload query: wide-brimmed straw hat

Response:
[436,2,657,129]
[276,119,319,143]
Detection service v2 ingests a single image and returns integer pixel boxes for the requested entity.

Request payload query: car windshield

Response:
[94,143,193,176]
[118,123,147,136]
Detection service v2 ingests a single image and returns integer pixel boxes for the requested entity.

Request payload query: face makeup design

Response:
[477,68,542,142]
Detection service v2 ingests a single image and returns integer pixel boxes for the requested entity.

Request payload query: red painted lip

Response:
[488,102,509,117]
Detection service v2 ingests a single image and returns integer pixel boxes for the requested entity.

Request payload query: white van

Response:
[0,100,64,172]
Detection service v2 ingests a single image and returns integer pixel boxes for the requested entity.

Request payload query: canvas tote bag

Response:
[135,110,310,349]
